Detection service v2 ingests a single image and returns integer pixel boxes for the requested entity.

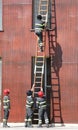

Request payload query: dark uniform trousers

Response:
[36,97,49,127]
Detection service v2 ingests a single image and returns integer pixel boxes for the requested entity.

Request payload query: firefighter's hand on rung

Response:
[41,87,43,91]
[31,84,35,91]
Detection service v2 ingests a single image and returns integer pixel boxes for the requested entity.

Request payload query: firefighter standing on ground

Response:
[3,89,10,127]
[36,91,49,127]
[24,89,34,127]
[35,14,46,52]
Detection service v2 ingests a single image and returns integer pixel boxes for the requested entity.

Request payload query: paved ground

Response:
[0,123,78,130]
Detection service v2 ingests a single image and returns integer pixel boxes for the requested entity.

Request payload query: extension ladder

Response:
[38,0,49,23]
[32,0,49,124]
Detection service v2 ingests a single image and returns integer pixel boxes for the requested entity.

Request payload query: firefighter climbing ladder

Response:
[48,0,63,125]
[33,0,49,97]
[32,0,49,123]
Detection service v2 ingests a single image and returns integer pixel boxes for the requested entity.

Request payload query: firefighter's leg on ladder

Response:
[36,32,43,52]
[39,32,44,52]
[37,109,43,127]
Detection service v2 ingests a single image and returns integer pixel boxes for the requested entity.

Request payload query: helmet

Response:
[4,89,9,95]
[37,14,42,20]
[4,89,10,95]
[38,91,44,97]
[26,90,32,96]
[7,89,10,94]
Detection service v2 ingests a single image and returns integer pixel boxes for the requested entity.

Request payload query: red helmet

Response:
[7,89,10,94]
[4,89,10,95]
[38,91,44,97]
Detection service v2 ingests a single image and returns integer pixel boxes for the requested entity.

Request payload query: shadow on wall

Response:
[50,41,64,125]
[52,42,62,77]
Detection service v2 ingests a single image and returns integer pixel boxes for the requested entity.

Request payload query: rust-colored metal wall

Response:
[1,0,36,122]
[0,0,78,123]
[56,0,78,123]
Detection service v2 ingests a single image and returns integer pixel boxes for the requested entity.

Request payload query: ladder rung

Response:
[34,87,41,88]
[36,66,42,68]
[34,92,38,94]
[54,109,60,111]
[54,116,61,118]
[41,14,47,16]
[33,113,38,115]
[41,4,48,7]
[52,97,59,98]
[40,10,47,12]
[33,119,38,121]
[36,61,44,63]
[35,77,42,78]
[35,81,42,83]
[40,0,48,1]
[35,56,44,58]
[36,71,43,73]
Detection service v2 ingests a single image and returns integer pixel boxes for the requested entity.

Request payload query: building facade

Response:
[0,0,78,123]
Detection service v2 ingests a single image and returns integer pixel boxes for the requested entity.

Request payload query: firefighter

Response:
[24,90,34,127]
[3,89,10,127]
[35,14,46,52]
[36,91,49,128]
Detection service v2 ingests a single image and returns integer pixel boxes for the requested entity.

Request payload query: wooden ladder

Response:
[32,0,49,124]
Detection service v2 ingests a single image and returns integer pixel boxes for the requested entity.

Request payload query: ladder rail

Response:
[32,0,49,123]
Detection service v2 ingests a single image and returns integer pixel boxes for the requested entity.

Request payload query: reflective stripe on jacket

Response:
[3,95,10,109]
[35,19,45,32]
[36,96,47,109]
[26,96,34,108]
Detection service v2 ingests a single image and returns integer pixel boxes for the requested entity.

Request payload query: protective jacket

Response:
[3,95,10,110]
[26,96,34,108]
[25,95,34,127]
[36,96,49,127]
[36,96,47,109]
[35,19,45,32]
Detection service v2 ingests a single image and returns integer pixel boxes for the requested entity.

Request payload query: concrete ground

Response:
[0,123,78,130]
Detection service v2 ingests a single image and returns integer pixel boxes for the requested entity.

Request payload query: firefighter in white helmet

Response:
[36,91,49,127]
[3,89,10,127]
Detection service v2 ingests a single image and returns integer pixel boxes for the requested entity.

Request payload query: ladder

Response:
[33,0,49,96]
[48,0,64,125]
[32,0,49,124]
[38,0,49,23]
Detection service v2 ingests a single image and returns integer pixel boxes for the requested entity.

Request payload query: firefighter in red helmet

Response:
[36,91,49,127]
[3,89,10,127]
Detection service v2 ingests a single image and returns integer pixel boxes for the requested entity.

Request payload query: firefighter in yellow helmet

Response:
[36,91,49,127]
[3,89,10,127]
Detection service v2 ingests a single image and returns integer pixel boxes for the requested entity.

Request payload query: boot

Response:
[25,121,28,127]
[37,124,42,128]
[40,46,43,52]
[3,119,10,127]
[28,119,33,127]
[24,118,28,127]
[46,123,49,128]
[39,43,43,52]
